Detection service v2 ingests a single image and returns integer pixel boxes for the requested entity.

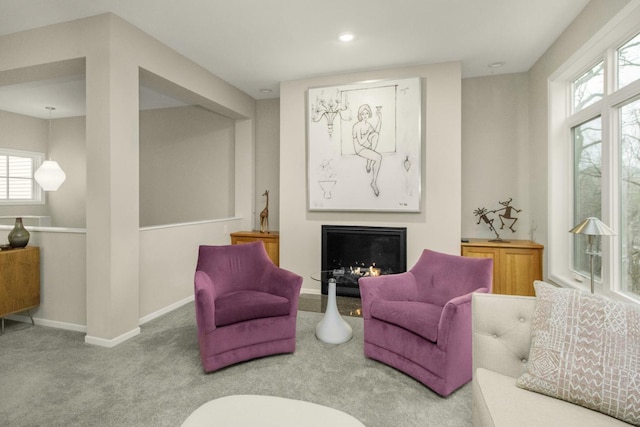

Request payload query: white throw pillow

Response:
[517,281,640,425]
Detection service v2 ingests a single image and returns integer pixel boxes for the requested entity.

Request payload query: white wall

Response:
[461,73,531,240]
[280,63,462,294]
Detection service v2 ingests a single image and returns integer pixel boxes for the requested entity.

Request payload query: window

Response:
[549,5,640,304]
[0,149,44,205]
[573,117,602,278]
[620,98,640,295]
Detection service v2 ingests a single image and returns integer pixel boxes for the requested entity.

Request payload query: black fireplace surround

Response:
[321,225,407,297]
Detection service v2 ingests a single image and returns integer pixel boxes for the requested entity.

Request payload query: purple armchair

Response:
[359,249,493,396]
[194,241,302,373]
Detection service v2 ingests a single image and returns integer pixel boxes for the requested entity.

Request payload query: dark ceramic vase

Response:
[8,217,30,248]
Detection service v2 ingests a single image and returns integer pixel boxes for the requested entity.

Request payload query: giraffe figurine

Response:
[259,190,269,234]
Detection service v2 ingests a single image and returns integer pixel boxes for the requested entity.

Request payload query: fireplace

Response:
[321,225,407,297]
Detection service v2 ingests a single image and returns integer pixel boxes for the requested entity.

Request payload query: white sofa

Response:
[471,292,631,427]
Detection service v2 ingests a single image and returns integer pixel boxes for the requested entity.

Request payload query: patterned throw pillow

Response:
[517,281,640,425]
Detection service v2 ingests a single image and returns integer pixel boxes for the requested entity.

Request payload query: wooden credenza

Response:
[0,246,40,326]
[461,239,543,296]
[230,231,280,266]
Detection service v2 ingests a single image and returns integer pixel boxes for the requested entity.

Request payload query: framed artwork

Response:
[307,77,422,212]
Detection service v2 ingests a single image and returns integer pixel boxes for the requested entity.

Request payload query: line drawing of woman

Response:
[352,104,382,197]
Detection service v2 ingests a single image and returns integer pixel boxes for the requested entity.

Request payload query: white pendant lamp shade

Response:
[34,160,66,191]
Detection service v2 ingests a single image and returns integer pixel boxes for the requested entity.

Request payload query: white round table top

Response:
[181,394,365,427]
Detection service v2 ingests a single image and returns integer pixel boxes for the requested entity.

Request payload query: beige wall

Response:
[0,14,256,344]
[0,110,49,219]
[255,98,280,231]
[47,116,86,228]
[280,63,462,294]
[527,0,631,277]
[139,106,235,227]
[461,73,530,240]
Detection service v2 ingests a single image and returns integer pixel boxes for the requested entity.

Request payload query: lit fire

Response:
[350,263,381,277]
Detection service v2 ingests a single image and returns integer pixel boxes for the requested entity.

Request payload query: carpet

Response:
[0,304,471,426]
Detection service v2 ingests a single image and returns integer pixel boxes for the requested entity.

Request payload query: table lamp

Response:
[569,217,615,293]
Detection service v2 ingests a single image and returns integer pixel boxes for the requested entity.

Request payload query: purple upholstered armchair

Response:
[359,249,493,396]
[194,241,302,373]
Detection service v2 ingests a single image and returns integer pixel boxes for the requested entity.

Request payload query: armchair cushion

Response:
[370,300,442,342]
[214,290,291,327]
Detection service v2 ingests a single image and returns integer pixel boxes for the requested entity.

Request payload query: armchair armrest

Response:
[259,263,303,315]
[437,287,489,350]
[359,272,418,320]
[194,270,217,334]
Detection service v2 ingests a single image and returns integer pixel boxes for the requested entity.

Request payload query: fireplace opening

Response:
[321,225,407,297]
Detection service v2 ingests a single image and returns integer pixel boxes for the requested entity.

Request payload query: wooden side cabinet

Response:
[461,239,543,296]
[230,231,280,266]
[0,246,40,332]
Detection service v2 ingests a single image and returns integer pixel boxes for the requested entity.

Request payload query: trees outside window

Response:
[556,29,640,300]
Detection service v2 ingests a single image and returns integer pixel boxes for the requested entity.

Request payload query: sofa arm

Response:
[194,271,217,334]
[472,293,536,379]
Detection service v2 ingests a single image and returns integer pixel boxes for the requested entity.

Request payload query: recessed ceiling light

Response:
[488,61,505,69]
[339,32,355,42]
[259,88,273,94]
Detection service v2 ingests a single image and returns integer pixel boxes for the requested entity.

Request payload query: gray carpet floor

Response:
[0,305,471,426]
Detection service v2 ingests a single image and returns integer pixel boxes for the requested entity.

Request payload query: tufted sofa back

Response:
[472,293,536,379]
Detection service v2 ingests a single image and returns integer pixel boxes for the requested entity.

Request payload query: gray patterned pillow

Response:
[517,281,640,425]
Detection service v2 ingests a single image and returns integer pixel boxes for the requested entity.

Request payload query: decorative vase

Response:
[8,217,30,248]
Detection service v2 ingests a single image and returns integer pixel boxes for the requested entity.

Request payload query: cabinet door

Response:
[461,247,500,293]
[500,248,541,296]
[231,236,279,266]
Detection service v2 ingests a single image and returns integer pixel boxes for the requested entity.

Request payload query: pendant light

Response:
[34,106,66,191]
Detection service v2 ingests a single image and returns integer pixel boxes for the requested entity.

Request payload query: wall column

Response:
[85,17,140,346]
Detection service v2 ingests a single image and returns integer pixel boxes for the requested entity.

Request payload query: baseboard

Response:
[5,313,87,333]
[85,327,141,348]
[138,295,195,325]
[301,287,322,296]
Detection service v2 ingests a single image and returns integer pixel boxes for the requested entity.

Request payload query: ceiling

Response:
[0,0,591,118]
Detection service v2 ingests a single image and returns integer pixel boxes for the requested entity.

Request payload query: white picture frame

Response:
[307,77,422,212]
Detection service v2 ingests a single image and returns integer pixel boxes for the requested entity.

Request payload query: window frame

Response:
[0,148,45,205]
[548,3,640,304]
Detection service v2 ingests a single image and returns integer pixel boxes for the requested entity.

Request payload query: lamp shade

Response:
[569,217,615,236]
[34,160,66,191]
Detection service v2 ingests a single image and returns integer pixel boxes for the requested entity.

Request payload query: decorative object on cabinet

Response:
[0,246,40,334]
[569,217,615,294]
[8,217,30,248]
[259,190,269,234]
[230,230,279,266]
[307,77,421,212]
[34,106,66,191]
[461,239,543,296]
[473,197,522,242]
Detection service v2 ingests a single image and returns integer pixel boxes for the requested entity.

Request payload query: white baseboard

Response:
[85,327,141,348]
[5,313,87,333]
[301,287,321,295]
[138,295,194,325]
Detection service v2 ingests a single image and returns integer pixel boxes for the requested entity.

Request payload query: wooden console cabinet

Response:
[461,239,543,296]
[0,246,40,332]
[230,231,280,266]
